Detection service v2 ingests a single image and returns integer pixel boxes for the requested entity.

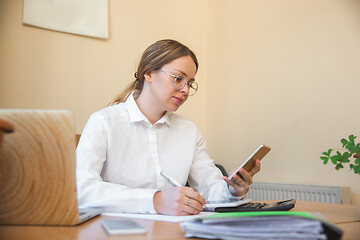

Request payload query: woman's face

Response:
[145,55,197,112]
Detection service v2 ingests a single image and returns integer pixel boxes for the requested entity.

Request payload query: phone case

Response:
[229,144,271,180]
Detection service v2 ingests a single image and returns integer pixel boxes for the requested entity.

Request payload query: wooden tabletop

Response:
[0,200,359,240]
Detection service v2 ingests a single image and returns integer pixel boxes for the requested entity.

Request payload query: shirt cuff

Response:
[137,189,160,214]
[223,181,247,199]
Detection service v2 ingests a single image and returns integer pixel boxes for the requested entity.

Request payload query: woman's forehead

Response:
[162,56,197,77]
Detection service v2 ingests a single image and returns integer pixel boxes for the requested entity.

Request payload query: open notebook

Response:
[0,109,101,225]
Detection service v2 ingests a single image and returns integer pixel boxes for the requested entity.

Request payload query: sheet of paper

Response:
[102,211,216,223]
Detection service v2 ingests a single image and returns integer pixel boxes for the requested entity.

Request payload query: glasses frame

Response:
[158,69,198,96]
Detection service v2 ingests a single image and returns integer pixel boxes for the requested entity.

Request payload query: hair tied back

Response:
[134,72,139,81]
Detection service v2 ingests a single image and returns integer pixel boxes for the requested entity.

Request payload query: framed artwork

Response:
[23,0,108,39]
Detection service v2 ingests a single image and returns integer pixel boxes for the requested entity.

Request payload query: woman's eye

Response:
[175,75,184,82]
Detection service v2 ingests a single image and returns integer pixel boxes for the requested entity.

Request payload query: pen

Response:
[160,171,182,187]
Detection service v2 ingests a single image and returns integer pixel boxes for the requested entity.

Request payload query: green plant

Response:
[320,135,360,175]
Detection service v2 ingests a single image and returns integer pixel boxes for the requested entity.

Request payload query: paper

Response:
[23,0,108,39]
[102,211,216,223]
[180,211,343,240]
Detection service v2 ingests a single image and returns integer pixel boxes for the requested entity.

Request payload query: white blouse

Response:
[76,92,233,214]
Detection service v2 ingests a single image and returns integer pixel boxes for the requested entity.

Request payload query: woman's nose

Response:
[180,83,190,95]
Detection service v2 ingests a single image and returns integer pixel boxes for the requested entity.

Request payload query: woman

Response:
[76,39,260,216]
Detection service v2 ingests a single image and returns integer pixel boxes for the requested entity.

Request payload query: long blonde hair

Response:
[109,39,198,105]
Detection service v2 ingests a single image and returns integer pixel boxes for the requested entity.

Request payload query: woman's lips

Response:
[173,96,185,105]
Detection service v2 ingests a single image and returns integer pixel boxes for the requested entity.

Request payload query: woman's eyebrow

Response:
[172,69,187,76]
[173,69,195,81]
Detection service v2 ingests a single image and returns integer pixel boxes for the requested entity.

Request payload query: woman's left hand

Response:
[223,159,261,197]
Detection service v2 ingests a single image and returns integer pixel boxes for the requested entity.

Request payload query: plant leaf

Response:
[349,134,356,143]
[354,165,360,174]
[335,163,344,170]
[355,158,360,165]
[341,138,349,148]
[330,151,342,163]
[340,152,350,163]
[355,143,360,152]
[327,149,333,155]
[330,157,338,165]
[320,156,329,164]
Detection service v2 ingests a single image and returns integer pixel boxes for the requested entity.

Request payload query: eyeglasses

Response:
[158,69,198,96]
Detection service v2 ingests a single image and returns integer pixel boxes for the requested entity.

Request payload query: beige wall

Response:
[207,0,360,204]
[1,0,359,204]
[0,0,209,135]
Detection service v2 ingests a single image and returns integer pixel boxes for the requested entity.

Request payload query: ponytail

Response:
[109,73,143,105]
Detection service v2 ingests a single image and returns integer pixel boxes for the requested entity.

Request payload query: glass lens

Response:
[189,82,198,96]
[173,74,187,90]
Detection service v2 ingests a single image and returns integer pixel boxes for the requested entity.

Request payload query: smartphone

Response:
[229,144,271,180]
[101,219,147,235]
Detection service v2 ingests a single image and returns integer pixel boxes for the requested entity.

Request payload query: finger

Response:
[225,174,245,191]
[224,177,237,190]
[186,196,205,212]
[249,159,261,176]
[238,168,253,185]
[223,176,248,197]
[183,187,207,205]
[181,188,206,213]
[181,196,204,213]
[228,170,251,190]
[230,169,247,185]
[181,197,203,215]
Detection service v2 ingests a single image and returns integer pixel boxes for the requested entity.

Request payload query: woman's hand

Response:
[153,187,206,216]
[223,159,261,197]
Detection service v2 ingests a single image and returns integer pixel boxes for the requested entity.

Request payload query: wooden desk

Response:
[0,201,359,240]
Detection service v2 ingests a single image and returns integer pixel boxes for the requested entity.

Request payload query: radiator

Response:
[247,182,351,204]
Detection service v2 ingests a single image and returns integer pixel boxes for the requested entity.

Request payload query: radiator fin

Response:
[247,182,351,204]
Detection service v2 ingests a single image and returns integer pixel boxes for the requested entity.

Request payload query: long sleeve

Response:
[187,129,233,201]
[76,112,159,214]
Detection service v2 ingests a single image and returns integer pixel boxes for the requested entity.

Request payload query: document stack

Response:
[180,211,342,240]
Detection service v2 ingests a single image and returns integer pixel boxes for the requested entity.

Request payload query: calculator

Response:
[213,199,296,212]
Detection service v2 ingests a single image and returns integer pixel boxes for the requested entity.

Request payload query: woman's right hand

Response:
[153,187,206,215]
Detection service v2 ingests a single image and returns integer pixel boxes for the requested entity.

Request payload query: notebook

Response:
[0,109,101,225]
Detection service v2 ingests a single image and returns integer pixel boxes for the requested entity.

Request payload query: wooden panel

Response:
[0,110,79,225]
[0,118,15,150]
[75,134,81,147]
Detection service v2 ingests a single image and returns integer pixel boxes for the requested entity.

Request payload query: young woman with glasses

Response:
[76,39,261,216]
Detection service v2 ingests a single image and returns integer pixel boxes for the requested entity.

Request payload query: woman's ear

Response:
[144,71,152,83]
